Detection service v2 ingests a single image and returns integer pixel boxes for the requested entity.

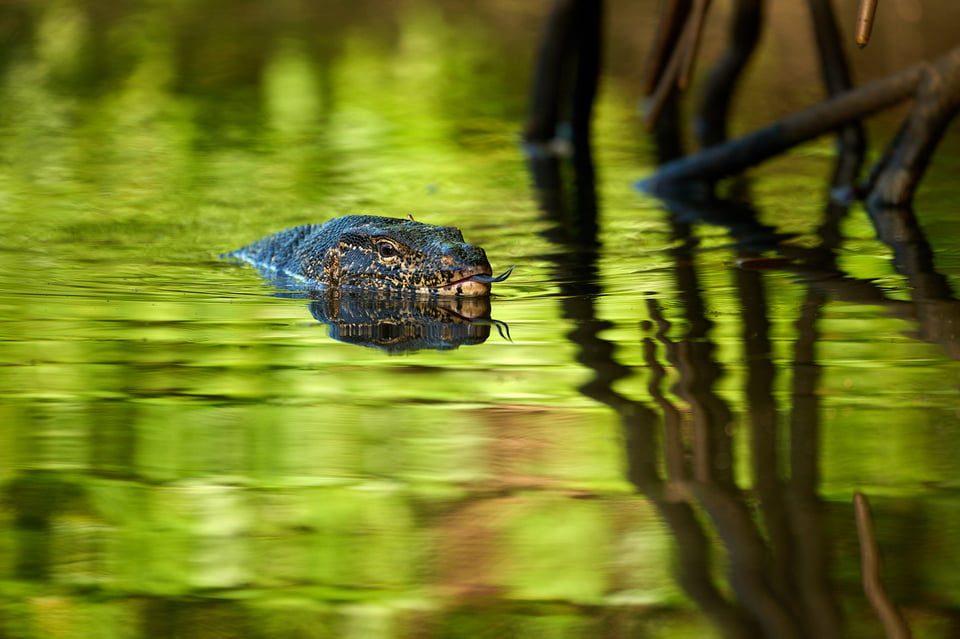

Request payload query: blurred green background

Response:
[1,1,960,637]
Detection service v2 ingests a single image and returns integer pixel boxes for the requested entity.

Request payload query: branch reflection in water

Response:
[526,127,953,638]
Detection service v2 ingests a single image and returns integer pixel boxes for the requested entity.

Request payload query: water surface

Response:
[2,2,960,638]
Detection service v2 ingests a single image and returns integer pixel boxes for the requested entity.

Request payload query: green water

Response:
[2,2,960,638]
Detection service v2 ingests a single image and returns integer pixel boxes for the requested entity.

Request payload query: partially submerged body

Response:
[224,215,513,296]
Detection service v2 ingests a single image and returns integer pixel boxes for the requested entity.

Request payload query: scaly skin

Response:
[225,215,496,296]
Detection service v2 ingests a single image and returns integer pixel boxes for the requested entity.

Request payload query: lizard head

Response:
[319,216,509,296]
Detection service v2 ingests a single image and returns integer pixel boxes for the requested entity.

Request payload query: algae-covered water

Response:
[2,1,960,638]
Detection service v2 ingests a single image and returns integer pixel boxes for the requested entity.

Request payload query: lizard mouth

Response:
[438,266,516,296]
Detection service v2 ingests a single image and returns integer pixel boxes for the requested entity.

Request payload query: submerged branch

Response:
[641,46,960,196]
[641,60,927,191]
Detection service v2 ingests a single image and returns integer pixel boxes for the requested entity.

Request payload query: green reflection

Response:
[1,1,960,638]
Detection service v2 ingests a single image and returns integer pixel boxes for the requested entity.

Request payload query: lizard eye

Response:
[376,240,400,260]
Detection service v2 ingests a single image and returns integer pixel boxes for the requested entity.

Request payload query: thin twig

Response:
[645,12,701,127]
[678,0,711,89]
[853,492,912,639]
[856,0,879,49]
[644,0,686,95]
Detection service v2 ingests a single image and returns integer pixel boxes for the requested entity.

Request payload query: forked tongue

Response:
[469,265,516,284]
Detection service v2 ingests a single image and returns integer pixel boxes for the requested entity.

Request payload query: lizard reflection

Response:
[307,292,508,353]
